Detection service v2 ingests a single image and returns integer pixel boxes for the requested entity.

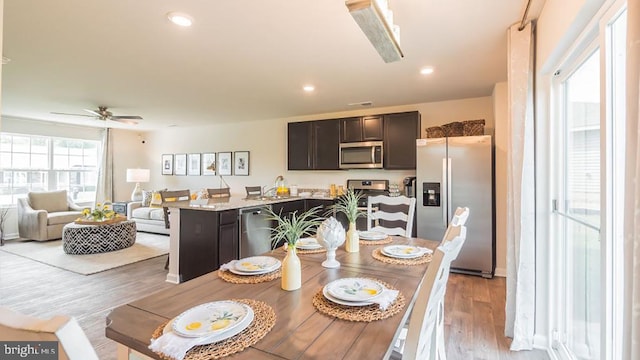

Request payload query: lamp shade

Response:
[126,168,150,183]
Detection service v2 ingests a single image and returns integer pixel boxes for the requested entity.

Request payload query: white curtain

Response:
[624,1,640,359]
[504,22,536,350]
[95,128,113,202]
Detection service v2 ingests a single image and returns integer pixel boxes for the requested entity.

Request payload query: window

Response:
[0,133,100,204]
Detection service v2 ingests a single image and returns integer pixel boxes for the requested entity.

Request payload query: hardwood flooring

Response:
[0,246,548,360]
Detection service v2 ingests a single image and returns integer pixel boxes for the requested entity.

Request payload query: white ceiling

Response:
[1,0,527,131]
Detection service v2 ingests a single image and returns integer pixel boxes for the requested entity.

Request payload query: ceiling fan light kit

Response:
[346,0,403,63]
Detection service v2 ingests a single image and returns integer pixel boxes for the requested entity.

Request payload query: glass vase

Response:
[281,245,301,291]
[345,222,360,253]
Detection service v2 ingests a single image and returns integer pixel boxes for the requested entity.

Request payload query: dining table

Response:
[105,235,439,360]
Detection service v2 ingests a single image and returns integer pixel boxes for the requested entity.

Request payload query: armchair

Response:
[17,190,86,241]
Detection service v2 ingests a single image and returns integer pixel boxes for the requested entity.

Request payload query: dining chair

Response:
[392,225,467,360]
[0,306,99,360]
[366,195,417,237]
[159,189,190,269]
[207,187,231,198]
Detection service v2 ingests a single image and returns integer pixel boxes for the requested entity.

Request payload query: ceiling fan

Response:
[51,106,142,125]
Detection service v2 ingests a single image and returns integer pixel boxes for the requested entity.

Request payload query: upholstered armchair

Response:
[17,190,86,241]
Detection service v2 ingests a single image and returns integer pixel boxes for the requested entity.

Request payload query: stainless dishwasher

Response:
[239,206,273,258]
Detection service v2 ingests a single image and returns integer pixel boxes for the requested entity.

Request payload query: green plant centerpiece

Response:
[265,206,322,291]
[331,189,365,253]
[78,201,117,223]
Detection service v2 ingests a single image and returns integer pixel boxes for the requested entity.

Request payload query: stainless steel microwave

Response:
[339,141,383,169]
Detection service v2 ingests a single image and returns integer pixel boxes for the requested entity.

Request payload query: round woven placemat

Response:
[359,236,393,245]
[371,248,432,265]
[312,280,406,322]
[218,268,281,284]
[151,299,276,360]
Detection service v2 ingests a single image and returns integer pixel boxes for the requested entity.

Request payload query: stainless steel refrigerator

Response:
[416,135,495,278]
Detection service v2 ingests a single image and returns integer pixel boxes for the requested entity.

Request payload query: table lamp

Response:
[126,168,150,201]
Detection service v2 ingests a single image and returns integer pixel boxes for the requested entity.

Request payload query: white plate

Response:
[381,245,432,259]
[163,304,254,345]
[172,301,250,338]
[228,261,281,276]
[322,285,374,307]
[234,256,280,273]
[325,278,384,302]
[358,231,387,240]
[296,237,322,250]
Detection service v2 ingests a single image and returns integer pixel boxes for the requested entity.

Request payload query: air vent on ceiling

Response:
[347,101,373,107]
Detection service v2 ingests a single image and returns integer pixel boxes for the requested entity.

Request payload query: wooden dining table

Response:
[105,236,438,360]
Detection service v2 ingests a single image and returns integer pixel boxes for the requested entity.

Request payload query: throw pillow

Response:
[149,191,163,208]
[141,190,153,207]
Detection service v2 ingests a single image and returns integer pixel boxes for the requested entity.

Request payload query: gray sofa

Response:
[127,202,169,235]
[17,190,85,241]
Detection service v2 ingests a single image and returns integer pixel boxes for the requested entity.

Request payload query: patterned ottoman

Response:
[62,220,137,255]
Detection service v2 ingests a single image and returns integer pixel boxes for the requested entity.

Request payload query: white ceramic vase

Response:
[316,217,346,268]
[345,222,360,253]
[281,245,301,291]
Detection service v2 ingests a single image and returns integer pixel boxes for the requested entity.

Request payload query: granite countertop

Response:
[164,194,335,212]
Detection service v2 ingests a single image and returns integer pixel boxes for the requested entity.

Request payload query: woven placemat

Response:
[218,268,281,284]
[285,247,327,254]
[151,299,276,360]
[312,280,406,322]
[371,248,432,265]
[359,236,393,245]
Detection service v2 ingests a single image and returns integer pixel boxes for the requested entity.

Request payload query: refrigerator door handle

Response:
[447,157,453,223]
[442,157,447,227]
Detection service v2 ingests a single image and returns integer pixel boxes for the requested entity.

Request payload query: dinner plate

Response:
[163,304,254,345]
[228,260,281,276]
[357,230,388,240]
[322,285,375,307]
[325,278,384,302]
[234,256,280,273]
[381,245,432,259]
[296,237,323,250]
[172,301,251,338]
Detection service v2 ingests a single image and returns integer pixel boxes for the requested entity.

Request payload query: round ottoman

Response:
[62,220,137,255]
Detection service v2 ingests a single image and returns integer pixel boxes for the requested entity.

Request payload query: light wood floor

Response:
[0,247,548,360]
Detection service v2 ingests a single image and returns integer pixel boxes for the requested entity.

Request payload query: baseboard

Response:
[494,267,507,277]
[533,334,558,360]
[165,273,180,284]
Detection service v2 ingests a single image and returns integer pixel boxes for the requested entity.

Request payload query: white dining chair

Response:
[366,195,417,237]
[392,225,467,360]
[0,307,99,360]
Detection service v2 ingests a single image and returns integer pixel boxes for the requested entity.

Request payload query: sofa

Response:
[127,202,169,235]
[17,190,86,241]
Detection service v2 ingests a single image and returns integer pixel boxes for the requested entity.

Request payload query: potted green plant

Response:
[265,206,322,291]
[331,189,365,253]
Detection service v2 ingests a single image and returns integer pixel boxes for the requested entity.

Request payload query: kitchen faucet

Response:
[263,175,285,197]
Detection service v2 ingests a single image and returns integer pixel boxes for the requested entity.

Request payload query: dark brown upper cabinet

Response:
[287,119,340,170]
[340,116,383,143]
[383,111,420,169]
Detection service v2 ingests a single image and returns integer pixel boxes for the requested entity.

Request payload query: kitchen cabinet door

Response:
[362,115,384,141]
[218,209,238,265]
[340,117,363,143]
[305,198,334,216]
[288,122,313,170]
[179,209,219,282]
[340,116,383,142]
[313,119,340,170]
[384,111,420,169]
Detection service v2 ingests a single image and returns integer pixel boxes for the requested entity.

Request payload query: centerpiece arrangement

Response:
[265,206,321,291]
[331,188,365,253]
[75,201,122,224]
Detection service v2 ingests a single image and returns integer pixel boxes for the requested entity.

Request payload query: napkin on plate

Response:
[149,331,207,360]
[219,260,238,272]
[370,288,399,311]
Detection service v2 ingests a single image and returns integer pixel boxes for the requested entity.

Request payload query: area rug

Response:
[0,232,169,275]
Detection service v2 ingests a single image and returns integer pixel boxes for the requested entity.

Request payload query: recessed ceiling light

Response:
[420,67,435,75]
[167,12,194,27]
[303,85,315,92]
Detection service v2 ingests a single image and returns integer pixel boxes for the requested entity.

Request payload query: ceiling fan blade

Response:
[83,109,102,117]
[110,115,143,120]
[50,111,94,117]
[110,118,139,125]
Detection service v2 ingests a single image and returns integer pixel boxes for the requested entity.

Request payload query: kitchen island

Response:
[163,196,335,284]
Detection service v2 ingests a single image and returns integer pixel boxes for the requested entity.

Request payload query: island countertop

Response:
[163,195,335,212]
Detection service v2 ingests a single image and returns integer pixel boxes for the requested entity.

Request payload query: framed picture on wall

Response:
[234,151,249,176]
[202,153,216,176]
[161,154,173,175]
[174,153,187,176]
[187,153,201,176]
[217,152,232,176]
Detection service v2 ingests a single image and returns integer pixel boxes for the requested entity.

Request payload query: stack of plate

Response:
[358,230,388,241]
[380,245,432,259]
[229,256,281,276]
[323,278,384,306]
[296,237,323,250]
[163,300,254,345]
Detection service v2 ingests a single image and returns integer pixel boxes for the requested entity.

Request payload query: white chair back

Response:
[450,207,470,226]
[366,195,417,237]
[401,226,467,359]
